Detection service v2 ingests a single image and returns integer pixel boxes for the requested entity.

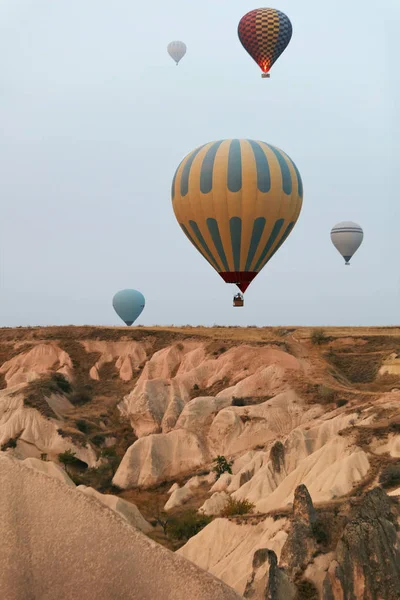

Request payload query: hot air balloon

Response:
[331,222,363,265]
[112,289,145,326]
[171,139,303,306]
[167,41,186,65]
[238,8,292,78]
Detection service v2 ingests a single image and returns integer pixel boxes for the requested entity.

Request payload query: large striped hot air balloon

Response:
[238,8,292,78]
[171,139,303,304]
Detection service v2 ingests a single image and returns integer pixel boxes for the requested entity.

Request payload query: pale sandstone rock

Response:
[0,389,97,466]
[0,455,241,600]
[113,429,207,488]
[77,485,152,532]
[168,482,180,494]
[164,486,193,511]
[379,352,400,376]
[373,434,400,458]
[176,396,232,430]
[178,517,288,595]
[199,492,230,516]
[0,343,73,387]
[82,340,148,381]
[119,344,301,438]
[253,439,370,513]
[230,412,365,510]
[164,474,214,511]
[211,472,232,492]
[22,456,76,487]
[208,390,318,457]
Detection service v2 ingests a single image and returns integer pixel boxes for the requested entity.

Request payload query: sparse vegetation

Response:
[327,353,381,384]
[193,383,199,391]
[212,346,227,356]
[295,579,319,600]
[336,399,348,408]
[167,510,212,541]
[276,328,288,337]
[221,497,255,517]
[270,441,285,473]
[316,385,336,404]
[101,446,118,460]
[1,435,19,451]
[70,463,120,492]
[379,463,400,489]
[58,450,85,474]
[91,434,106,447]
[232,396,245,406]
[311,519,329,545]
[154,511,170,535]
[232,395,272,407]
[69,391,92,406]
[76,419,91,434]
[212,455,233,479]
[311,328,328,345]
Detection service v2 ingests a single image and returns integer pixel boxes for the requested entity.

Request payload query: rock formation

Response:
[0,455,241,600]
[2,325,400,599]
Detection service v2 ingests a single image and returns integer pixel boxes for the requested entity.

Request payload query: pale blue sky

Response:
[1,0,399,327]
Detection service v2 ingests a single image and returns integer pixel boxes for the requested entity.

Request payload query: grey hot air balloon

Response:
[167,41,186,65]
[331,222,363,265]
[112,289,145,326]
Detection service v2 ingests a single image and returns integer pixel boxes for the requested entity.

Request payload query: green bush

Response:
[379,463,400,488]
[336,399,348,408]
[232,396,245,406]
[52,373,72,394]
[58,449,82,468]
[76,419,91,434]
[167,510,212,541]
[71,464,115,492]
[311,328,328,345]
[311,519,329,545]
[101,446,117,459]
[69,391,91,406]
[91,434,106,447]
[221,497,255,517]
[212,455,233,479]
[1,436,18,450]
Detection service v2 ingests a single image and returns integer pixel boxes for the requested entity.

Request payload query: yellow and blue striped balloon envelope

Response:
[171,139,303,293]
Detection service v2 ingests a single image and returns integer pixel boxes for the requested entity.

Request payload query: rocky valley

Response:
[1,325,400,599]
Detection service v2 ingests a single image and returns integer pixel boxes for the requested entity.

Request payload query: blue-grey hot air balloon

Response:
[112,289,145,326]
[331,222,363,265]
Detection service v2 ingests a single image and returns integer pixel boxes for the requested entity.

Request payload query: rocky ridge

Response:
[1,325,400,598]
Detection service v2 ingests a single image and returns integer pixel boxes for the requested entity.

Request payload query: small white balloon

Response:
[167,41,187,65]
[331,221,364,265]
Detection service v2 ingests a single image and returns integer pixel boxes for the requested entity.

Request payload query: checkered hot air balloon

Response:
[238,8,292,78]
[171,139,303,302]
